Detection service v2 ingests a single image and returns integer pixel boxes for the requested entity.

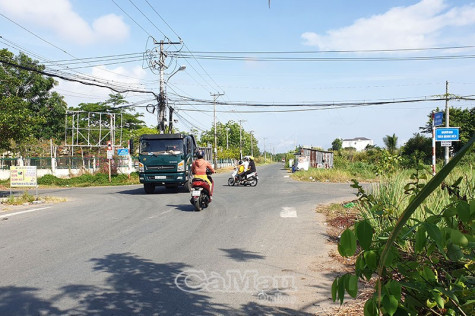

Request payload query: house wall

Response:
[299,148,334,168]
[342,139,373,152]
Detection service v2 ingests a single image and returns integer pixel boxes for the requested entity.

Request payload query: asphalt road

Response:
[0,164,358,315]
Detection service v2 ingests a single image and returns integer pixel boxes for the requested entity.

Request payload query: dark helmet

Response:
[196,150,204,159]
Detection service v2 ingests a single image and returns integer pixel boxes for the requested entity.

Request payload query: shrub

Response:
[332,136,474,316]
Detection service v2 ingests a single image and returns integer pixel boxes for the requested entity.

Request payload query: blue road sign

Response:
[435,127,460,141]
[117,148,129,156]
[433,112,443,126]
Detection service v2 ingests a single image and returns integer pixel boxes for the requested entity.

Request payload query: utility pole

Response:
[156,39,181,133]
[226,128,230,150]
[211,92,224,169]
[444,80,450,165]
[263,137,267,163]
[250,130,254,157]
[168,106,174,133]
[238,120,246,159]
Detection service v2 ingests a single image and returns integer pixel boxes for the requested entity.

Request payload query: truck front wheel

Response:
[144,183,155,194]
[184,178,191,192]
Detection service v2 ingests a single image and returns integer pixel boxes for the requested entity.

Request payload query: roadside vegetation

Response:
[0,172,140,189]
[319,135,474,315]
[1,190,66,206]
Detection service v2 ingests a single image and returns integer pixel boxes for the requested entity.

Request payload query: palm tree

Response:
[383,133,398,154]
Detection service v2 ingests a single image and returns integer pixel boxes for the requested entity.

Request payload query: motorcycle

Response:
[227,169,258,187]
[190,170,214,211]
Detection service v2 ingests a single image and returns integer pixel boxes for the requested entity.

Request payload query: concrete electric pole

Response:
[156,39,181,133]
[250,130,254,157]
[238,120,246,159]
[211,92,224,168]
[444,81,450,165]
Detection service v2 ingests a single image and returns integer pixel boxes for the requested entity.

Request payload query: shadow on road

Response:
[219,248,266,262]
[117,186,188,195]
[0,252,324,315]
[167,204,196,212]
[0,253,230,315]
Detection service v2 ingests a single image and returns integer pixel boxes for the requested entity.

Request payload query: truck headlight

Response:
[138,162,144,172]
[177,160,185,172]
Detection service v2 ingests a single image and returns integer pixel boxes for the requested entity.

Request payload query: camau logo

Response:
[174,269,296,294]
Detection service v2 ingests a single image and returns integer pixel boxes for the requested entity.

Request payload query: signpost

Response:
[10,166,38,198]
[433,111,443,126]
[435,127,460,141]
[117,148,129,156]
[432,125,460,176]
[107,141,112,182]
[431,112,442,175]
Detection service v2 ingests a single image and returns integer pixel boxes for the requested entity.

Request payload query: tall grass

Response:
[359,163,474,235]
[291,161,377,182]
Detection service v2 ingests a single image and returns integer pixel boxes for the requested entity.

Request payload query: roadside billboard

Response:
[10,166,38,187]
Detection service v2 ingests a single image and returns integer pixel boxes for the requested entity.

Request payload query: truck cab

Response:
[137,134,196,193]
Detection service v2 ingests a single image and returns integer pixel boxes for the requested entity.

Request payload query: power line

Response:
[171,52,475,62]
[144,1,225,95]
[128,0,169,41]
[169,93,454,107]
[111,0,152,37]
[0,58,156,95]
[177,45,475,55]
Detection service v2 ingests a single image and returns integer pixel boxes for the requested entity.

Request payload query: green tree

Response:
[0,49,67,151]
[332,138,342,151]
[199,121,259,159]
[383,133,398,154]
[401,133,433,165]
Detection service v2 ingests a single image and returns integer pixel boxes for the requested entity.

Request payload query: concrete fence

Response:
[0,157,236,181]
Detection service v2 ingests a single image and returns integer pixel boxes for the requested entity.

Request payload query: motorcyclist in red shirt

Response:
[192,150,215,189]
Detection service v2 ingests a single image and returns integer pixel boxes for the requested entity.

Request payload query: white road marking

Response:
[0,207,51,219]
[284,175,290,178]
[280,207,297,218]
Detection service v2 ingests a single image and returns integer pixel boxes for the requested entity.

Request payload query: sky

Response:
[1,0,474,153]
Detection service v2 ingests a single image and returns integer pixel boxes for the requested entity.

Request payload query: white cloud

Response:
[301,0,475,50]
[92,14,130,43]
[0,0,129,45]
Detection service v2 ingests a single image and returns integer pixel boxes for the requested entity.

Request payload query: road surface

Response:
[0,164,357,315]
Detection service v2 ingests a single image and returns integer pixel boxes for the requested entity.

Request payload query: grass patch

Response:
[2,172,140,188]
[1,191,66,206]
[4,191,36,205]
[291,166,377,183]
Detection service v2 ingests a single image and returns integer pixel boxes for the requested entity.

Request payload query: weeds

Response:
[333,135,474,316]
[4,191,36,205]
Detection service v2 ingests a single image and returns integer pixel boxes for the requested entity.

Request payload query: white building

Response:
[342,137,373,152]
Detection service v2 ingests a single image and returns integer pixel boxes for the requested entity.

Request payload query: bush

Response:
[38,174,67,186]
[37,172,139,187]
[332,136,474,316]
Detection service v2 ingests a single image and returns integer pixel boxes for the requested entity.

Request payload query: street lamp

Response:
[163,65,186,133]
[167,65,186,83]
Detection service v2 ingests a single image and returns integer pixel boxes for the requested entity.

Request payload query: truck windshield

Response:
[140,139,183,154]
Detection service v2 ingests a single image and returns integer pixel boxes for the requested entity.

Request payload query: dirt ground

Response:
[314,201,373,315]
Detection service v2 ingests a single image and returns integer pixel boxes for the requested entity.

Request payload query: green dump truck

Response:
[136,133,197,193]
